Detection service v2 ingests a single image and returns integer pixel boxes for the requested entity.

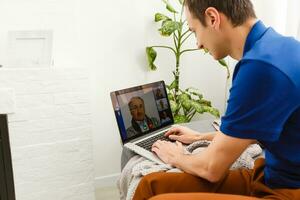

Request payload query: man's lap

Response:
[133,158,300,200]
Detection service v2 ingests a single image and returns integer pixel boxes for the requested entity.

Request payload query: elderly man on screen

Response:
[126,96,160,138]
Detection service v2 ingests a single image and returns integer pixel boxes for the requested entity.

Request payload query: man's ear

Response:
[204,7,220,29]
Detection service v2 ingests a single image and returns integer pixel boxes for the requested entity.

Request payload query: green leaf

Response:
[166,84,171,90]
[218,59,228,67]
[190,91,203,99]
[185,88,203,99]
[169,100,178,113]
[190,101,205,113]
[174,115,189,123]
[181,99,192,111]
[162,0,178,13]
[159,20,180,36]
[169,80,177,90]
[167,92,175,101]
[146,47,157,70]
[203,106,220,118]
[197,99,211,107]
[178,0,184,5]
[178,93,190,102]
[185,87,198,92]
[155,13,170,22]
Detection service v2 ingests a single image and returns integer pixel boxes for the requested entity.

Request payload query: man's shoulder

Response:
[243,28,300,64]
[240,31,300,88]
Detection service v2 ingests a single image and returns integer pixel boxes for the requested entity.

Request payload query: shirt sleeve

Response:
[220,60,298,142]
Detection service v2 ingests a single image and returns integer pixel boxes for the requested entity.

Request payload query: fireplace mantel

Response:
[0,88,15,114]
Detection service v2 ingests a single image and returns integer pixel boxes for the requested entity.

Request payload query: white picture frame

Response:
[6,30,53,68]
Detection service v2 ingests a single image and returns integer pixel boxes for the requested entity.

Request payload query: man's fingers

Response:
[176,141,183,148]
[165,126,181,136]
[151,146,159,153]
[168,134,179,141]
[152,140,167,149]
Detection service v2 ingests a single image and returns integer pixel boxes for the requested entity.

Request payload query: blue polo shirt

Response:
[220,21,300,189]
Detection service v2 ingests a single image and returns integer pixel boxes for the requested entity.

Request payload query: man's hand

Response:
[152,140,184,166]
[165,126,216,144]
[165,126,201,144]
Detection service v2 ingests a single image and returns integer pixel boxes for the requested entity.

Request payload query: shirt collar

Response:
[243,20,268,56]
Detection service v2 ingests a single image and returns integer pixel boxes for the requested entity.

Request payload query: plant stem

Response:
[173,4,190,104]
[186,108,195,118]
[174,34,182,103]
[187,110,196,122]
[151,45,177,55]
[173,34,178,49]
[181,29,190,38]
[174,33,179,41]
[180,3,184,21]
[181,32,194,45]
[180,48,199,55]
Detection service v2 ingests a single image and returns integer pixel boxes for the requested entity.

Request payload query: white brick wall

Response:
[0,68,95,200]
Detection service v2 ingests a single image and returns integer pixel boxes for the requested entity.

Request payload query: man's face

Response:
[129,98,145,121]
[185,6,228,60]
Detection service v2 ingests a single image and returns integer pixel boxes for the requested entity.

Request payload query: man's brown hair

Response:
[184,0,256,27]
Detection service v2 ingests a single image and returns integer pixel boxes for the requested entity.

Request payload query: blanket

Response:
[117,140,263,200]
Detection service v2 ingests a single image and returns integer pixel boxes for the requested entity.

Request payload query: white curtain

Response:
[285,0,300,39]
[297,21,300,40]
[252,0,300,39]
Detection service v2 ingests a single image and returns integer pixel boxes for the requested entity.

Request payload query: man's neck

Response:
[227,18,258,60]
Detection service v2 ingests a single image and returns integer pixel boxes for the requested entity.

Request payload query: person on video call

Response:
[160,111,171,124]
[132,0,300,200]
[126,96,160,138]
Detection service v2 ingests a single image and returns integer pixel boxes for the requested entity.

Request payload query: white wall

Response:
[252,0,300,37]
[0,0,81,68]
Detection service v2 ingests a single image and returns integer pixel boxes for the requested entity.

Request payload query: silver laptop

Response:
[110,80,174,164]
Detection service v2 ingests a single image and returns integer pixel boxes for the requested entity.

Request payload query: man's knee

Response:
[133,172,168,200]
[138,172,167,190]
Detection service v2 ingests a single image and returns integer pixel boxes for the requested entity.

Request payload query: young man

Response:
[133,0,300,199]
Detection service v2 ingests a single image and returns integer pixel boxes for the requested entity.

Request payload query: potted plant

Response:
[146,0,230,123]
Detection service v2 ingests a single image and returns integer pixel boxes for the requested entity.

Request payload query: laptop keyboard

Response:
[136,131,172,152]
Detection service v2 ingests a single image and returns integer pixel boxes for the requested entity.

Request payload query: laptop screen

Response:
[110,81,174,144]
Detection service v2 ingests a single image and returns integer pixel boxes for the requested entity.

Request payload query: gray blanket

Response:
[117,140,263,200]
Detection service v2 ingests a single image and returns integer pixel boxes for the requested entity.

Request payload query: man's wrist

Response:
[170,152,185,168]
[194,134,202,142]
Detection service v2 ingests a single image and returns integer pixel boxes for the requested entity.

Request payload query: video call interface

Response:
[112,82,173,142]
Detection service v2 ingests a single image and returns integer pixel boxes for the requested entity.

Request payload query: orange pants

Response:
[133,158,300,200]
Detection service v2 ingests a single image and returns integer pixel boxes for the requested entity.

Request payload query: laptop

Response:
[110,80,175,164]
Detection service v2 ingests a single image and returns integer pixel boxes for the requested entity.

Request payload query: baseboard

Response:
[94,173,120,188]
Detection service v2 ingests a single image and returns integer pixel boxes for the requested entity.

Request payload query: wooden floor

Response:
[95,186,120,200]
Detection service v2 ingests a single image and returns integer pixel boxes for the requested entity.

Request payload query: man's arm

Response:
[152,131,255,183]
[173,132,255,182]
